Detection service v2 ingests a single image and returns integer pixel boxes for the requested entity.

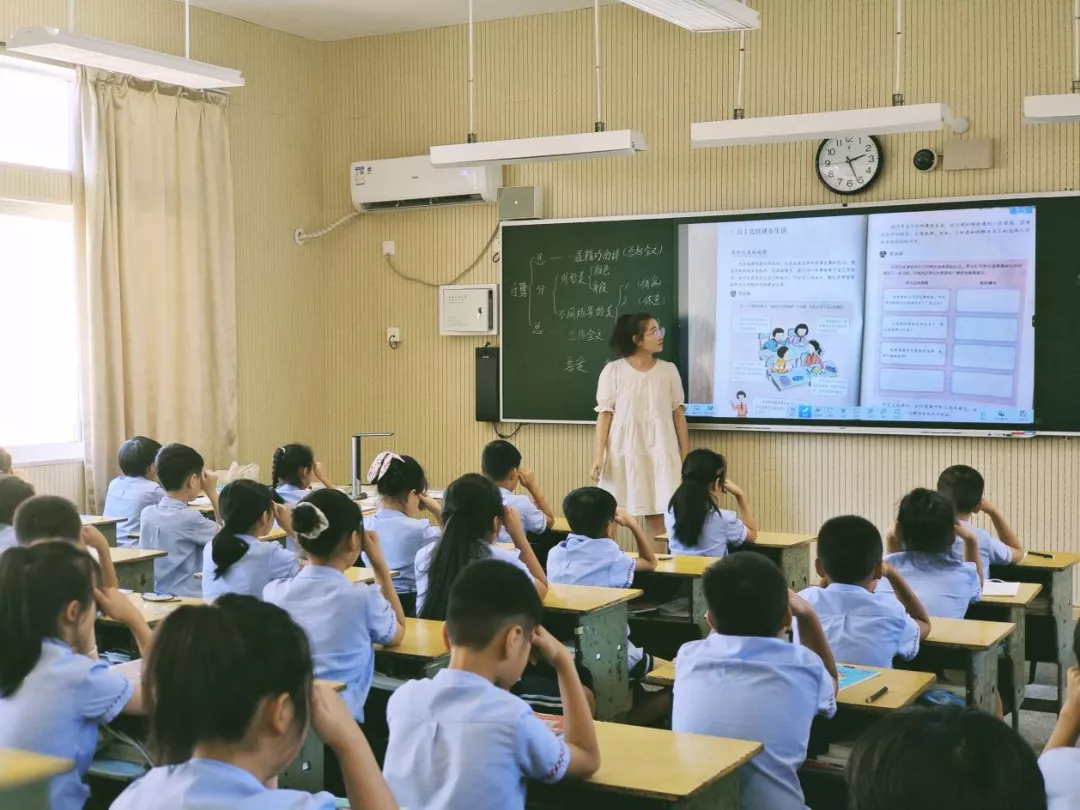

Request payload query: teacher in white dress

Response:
[591,312,690,538]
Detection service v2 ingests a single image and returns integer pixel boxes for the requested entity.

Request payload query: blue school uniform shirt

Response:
[383,668,571,810]
[546,534,645,669]
[0,524,15,557]
[496,487,548,544]
[264,565,397,721]
[795,583,921,668]
[103,475,165,547]
[111,758,337,810]
[363,508,440,593]
[201,534,300,600]
[0,639,133,810]
[950,520,1015,578]
[879,551,981,619]
[414,540,533,617]
[274,482,309,505]
[1041,748,1080,810]
[664,506,749,557]
[139,496,216,597]
[672,633,836,810]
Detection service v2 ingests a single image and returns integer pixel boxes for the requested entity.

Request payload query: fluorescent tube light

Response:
[1023,93,1080,124]
[618,0,760,32]
[691,103,953,147]
[6,27,244,90]
[430,130,647,167]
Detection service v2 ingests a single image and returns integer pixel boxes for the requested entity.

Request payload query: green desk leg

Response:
[1050,568,1078,712]
[0,783,51,810]
[575,604,632,722]
[116,561,154,593]
[278,730,326,793]
[690,578,708,637]
[1005,604,1026,732]
[779,546,811,592]
[100,524,118,547]
[531,771,739,809]
[967,648,999,715]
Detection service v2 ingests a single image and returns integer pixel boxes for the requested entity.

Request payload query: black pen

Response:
[865,685,889,704]
[1028,551,1054,559]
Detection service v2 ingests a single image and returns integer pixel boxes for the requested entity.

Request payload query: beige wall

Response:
[312,0,1080,564]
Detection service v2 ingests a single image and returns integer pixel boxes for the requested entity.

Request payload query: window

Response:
[0,55,73,170]
[0,57,80,462]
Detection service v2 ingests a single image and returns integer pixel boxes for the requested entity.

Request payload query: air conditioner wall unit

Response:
[350,156,501,212]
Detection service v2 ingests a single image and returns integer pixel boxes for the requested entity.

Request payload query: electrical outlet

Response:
[387,327,402,348]
[382,240,396,256]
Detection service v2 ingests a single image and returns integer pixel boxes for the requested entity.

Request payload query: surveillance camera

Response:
[913,148,938,172]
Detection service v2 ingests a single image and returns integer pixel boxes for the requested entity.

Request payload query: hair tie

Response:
[295,504,330,540]
[367,451,404,484]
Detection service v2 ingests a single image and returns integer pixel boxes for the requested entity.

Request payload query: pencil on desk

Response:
[865,685,889,704]
[1028,551,1054,559]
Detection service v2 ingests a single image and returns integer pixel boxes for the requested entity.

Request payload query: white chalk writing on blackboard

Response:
[564,356,587,373]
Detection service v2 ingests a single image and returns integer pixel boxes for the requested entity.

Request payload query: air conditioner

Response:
[350,156,500,212]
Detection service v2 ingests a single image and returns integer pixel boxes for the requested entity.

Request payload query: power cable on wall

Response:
[385,224,500,288]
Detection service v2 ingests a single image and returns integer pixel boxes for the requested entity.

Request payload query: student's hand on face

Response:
[788,589,814,618]
[79,524,108,552]
[613,508,636,529]
[722,480,745,499]
[503,506,524,538]
[313,461,327,482]
[955,521,978,543]
[977,496,995,516]
[201,469,218,494]
[93,587,142,626]
[361,530,384,562]
[310,682,361,750]
[531,625,568,667]
[518,468,536,489]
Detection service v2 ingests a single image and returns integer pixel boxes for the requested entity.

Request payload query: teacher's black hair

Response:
[610,312,655,358]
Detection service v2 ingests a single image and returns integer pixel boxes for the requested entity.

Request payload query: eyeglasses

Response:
[649,326,666,339]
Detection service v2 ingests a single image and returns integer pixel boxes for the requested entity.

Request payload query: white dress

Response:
[596,358,684,515]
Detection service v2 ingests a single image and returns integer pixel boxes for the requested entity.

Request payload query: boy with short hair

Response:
[673,553,838,810]
[1040,626,1080,810]
[103,436,165,547]
[482,439,554,543]
[139,443,220,597]
[796,515,931,668]
[0,446,12,475]
[548,486,662,681]
[937,464,1024,575]
[13,493,119,588]
[0,475,34,555]
[383,559,600,810]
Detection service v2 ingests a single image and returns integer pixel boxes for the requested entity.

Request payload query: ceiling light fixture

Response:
[1023,0,1080,124]
[618,0,759,32]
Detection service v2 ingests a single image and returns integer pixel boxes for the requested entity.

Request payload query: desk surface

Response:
[631,554,715,576]
[99,593,203,626]
[925,617,1015,650]
[1013,551,1080,572]
[0,748,72,789]
[343,567,400,584]
[752,531,816,549]
[111,658,346,692]
[644,661,935,711]
[375,618,448,660]
[981,582,1042,606]
[584,722,761,800]
[543,584,643,614]
[81,515,121,527]
[109,547,167,564]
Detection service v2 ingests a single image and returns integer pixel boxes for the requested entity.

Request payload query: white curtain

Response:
[74,69,238,511]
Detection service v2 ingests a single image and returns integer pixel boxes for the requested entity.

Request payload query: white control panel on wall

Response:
[439,284,497,336]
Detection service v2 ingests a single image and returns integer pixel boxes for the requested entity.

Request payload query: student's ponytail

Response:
[369,452,428,501]
[419,474,503,621]
[211,480,275,579]
[291,488,363,558]
[271,443,315,490]
[668,449,727,548]
[0,542,99,696]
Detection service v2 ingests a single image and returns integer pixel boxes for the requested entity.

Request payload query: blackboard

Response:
[501,219,678,422]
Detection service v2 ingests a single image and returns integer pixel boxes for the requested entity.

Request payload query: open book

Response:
[684,206,1036,424]
[982,579,1021,597]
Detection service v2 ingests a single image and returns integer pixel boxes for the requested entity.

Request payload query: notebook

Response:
[982,579,1021,597]
[837,664,880,692]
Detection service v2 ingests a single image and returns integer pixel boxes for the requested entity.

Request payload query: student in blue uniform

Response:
[547,487,663,685]
[880,488,982,618]
[1041,629,1080,810]
[364,451,442,616]
[202,480,300,601]
[415,473,548,620]
[938,464,1024,575]
[847,705,1047,810]
[139,444,221,597]
[110,595,397,810]
[0,474,34,556]
[14,493,120,589]
[482,439,554,543]
[665,449,757,557]
[672,553,838,810]
[270,443,333,505]
[264,488,404,722]
[795,515,930,668]
[383,559,600,810]
[0,541,152,810]
[103,435,165,546]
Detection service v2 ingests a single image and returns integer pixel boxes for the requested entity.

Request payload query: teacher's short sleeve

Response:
[595,361,617,414]
[668,362,685,411]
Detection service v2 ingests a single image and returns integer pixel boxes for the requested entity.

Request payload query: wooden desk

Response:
[629,555,716,636]
[99,592,203,627]
[0,748,72,810]
[532,722,761,809]
[107,547,166,592]
[81,515,121,547]
[374,618,450,679]
[542,584,643,721]
[645,661,935,712]
[991,551,1080,714]
[344,567,400,584]
[968,582,1042,730]
[917,617,1015,715]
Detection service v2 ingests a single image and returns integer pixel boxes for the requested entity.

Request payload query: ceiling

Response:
[185,0,616,41]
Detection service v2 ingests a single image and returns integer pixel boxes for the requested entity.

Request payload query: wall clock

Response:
[816,135,883,195]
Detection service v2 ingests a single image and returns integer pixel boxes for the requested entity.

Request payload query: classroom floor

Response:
[1018,663,1064,751]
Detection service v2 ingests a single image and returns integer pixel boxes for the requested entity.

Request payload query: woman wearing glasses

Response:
[591,313,689,540]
